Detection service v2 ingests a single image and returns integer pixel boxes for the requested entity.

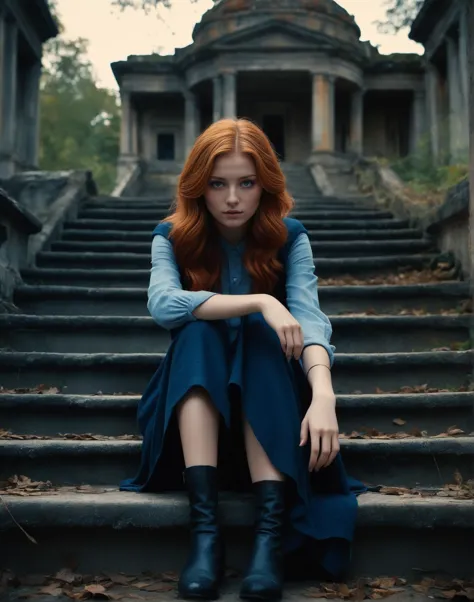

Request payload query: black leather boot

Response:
[240,480,285,601]
[178,466,225,600]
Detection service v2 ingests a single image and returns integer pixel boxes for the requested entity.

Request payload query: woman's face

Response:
[204,152,262,241]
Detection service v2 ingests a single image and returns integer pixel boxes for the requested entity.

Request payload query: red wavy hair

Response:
[164,118,295,293]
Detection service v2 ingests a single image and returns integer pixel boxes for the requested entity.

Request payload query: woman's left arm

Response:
[286,232,340,472]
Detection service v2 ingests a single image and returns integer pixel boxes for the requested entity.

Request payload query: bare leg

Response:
[177,386,220,468]
[243,418,284,483]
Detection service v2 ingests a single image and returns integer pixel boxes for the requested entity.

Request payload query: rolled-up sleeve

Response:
[286,232,336,366]
[147,235,217,330]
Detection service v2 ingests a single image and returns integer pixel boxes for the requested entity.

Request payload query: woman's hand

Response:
[300,393,340,472]
[259,295,304,360]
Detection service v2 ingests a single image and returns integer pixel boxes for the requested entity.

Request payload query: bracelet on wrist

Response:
[306,363,331,378]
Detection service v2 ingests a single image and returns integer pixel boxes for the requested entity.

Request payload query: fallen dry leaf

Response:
[39,583,64,597]
[320,266,459,287]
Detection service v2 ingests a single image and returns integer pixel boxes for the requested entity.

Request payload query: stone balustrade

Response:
[0,187,41,310]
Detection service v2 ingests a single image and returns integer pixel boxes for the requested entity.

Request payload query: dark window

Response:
[262,115,285,160]
[157,133,175,160]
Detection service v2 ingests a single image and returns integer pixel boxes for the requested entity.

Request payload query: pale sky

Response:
[54,0,424,90]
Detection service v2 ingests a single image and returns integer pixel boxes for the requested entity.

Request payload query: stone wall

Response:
[425,179,470,277]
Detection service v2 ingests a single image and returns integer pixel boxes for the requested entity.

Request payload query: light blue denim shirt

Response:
[147,232,335,366]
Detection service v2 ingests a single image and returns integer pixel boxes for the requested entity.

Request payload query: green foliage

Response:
[377,0,424,33]
[39,21,120,193]
[391,135,469,195]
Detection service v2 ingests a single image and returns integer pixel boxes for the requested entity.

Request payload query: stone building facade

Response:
[410,0,470,164]
[0,0,58,178]
[112,0,470,170]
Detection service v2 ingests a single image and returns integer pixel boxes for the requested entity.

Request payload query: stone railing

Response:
[424,179,471,278]
[0,188,42,311]
[112,158,142,197]
[354,158,471,278]
[0,171,97,309]
[0,170,97,267]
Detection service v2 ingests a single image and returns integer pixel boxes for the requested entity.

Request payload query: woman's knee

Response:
[243,313,282,353]
[175,319,226,346]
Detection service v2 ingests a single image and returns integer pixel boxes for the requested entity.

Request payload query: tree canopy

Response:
[40,5,120,193]
[378,0,425,33]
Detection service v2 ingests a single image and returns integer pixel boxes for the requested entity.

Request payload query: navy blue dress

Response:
[120,218,367,580]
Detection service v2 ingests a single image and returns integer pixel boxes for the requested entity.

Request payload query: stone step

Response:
[84,195,375,209]
[65,217,409,231]
[1,490,472,577]
[32,253,439,274]
[61,227,424,242]
[77,209,394,222]
[1,314,470,354]
[78,206,382,220]
[14,282,470,316]
[1,392,472,438]
[1,436,473,489]
[0,350,471,394]
[46,239,434,258]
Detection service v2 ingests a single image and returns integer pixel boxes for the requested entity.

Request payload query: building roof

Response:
[193,0,361,42]
[31,0,59,42]
[409,0,450,45]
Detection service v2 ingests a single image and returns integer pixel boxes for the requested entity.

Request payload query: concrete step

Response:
[77,209,394,222]
[47,239,434,258]
[1,490,472,577]
[1,314,470,355]
[78,207,383,220]
[1,436,473,489]
[0,350,471,394]
[65,217,409,231]
[32,253,439,274]
[14,282,470,316]
[1,391,472,439]
[60,227,424,242]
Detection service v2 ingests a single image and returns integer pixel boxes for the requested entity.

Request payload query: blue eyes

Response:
[209,180,255,189]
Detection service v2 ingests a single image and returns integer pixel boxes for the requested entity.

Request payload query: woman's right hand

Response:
[258,295,304,361]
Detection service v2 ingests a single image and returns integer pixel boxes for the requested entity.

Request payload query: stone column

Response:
[458,6,469,130]
[213,75,223,122]
[130,104,138,156]
[24,61,42,167]
[311,73,335,152]
[446,36,465,160]
[350,87,363,155]
[0,20,18,177]
[120,90,132,156]
[222,72,237,119]
[410,90,425,154]
[184,90,199,157]
[426,63,440,163]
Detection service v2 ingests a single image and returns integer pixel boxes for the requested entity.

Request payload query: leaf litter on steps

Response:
[1,568,474,601]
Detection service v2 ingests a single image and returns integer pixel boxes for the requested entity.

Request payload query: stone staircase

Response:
[0,165,473,580]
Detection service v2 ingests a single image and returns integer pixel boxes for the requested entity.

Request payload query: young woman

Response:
[120,119,365,601]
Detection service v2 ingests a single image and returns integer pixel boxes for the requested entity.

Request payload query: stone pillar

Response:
[426,63,440,163]
[184,90,199,157]
[222,72,237,119]
[130,104,138,156]
[458,6,469,130]
[24,61,42,167]
[350,87,363,155]
[120,90,132,156]
[446,36,465,161]
[213,75,223,122]
[311,73,335,152]
[0,20,18,177]
[410,90,425,154]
